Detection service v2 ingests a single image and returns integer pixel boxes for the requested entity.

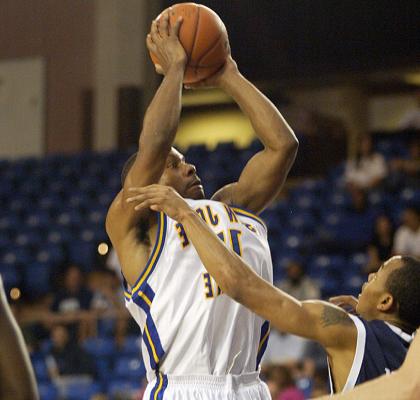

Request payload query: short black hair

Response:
[121,152,138,186]
[386,256,420,332]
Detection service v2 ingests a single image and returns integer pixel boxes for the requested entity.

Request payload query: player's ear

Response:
[377,293,394,312]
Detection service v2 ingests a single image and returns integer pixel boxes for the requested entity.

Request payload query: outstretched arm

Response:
[127,185,356,350]
[191,56,298,214]
[314,330,420,400]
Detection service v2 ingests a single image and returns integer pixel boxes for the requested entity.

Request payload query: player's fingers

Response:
[146,34,156,52]
[151,20,159,40]
[172,16,183,37]
[134,198,161,211]
[161,10,170,37]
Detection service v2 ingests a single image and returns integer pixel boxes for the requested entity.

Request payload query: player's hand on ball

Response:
[127,185,191,221]
[146,10,187,74]
[329,295,359,313]
[184,54,238,90]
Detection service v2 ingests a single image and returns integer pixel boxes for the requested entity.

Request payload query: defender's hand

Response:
[329,295,359,313]
[147,10,187,75]
[127,185,192,222]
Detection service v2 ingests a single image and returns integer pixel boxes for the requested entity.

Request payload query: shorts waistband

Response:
[152,372,261,388]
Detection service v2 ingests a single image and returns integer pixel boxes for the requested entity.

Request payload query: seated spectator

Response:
[393,206,420,257]
[365,215,395,274]
[50,264,94,341]
[344,134,387,190]
[88,270,129,345]
[276,260,320,301]
[45,325,97,398]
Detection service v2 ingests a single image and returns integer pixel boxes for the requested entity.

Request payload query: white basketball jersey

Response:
[124,200,273,385]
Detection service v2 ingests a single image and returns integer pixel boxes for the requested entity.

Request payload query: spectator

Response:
[269,365,305,400]
[277,260,321,300]
[50,264,94,341]
[45,325,97,398]
[344,134,387,190]
[393,206,420,257]
[389,138,420,190]
[88,270,129,345]
[365,215,395,274]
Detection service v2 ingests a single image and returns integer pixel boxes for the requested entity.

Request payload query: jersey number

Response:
[203,229,243,299]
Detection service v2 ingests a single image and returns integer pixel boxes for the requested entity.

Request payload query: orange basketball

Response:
[149,3,229,84]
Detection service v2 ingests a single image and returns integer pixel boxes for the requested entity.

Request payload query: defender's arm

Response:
[127,185,356,350]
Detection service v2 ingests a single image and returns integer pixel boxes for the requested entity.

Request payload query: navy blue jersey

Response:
[329,315,413,393]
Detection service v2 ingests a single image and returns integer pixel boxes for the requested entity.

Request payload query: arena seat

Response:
[38,383,58,400]
[114,356,146,380]
[83,337,116,358]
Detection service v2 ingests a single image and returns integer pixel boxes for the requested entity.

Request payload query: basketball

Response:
[149,3,229,84]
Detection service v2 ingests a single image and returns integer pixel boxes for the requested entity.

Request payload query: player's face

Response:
[356,256,402,319]
[159,148,205,200]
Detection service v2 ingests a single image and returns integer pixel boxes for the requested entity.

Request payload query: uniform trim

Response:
[131,212,167,296]
[328,314,366,393]
[150,372,168,400]
[256,321,270,369]
[231,206,267,231]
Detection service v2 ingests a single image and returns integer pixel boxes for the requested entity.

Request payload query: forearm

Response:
[139,65,184,152]
[178,209,304,328]
[221,71,297,150]
[179,209,246,297]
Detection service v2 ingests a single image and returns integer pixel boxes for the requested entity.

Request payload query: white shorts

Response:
[143,371,271,400]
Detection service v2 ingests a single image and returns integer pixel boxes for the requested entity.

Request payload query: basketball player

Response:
[125,184,420,395]
[0,276,39,399]
[315,330,420,399]
[106,11,298,399]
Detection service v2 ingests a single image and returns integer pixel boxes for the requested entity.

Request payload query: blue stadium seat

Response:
[114,356,146,380]
[64,381,102,400]
[38,383,58,400]
[22,262,52,296]
[32,358,50,382]
[83,337,116,358]
[120,335,142,356]
[107,380,141,397]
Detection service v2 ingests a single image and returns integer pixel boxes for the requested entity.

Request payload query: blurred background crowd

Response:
[1,1,419,399]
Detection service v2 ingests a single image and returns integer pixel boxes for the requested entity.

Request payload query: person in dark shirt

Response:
[51,264,93,341]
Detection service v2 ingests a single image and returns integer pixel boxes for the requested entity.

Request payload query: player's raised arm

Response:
[188,52,298,214]
[106,12,186,235]
[127,185,356,351]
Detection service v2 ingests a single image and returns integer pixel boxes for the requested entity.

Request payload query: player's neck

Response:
[381,315,413,334]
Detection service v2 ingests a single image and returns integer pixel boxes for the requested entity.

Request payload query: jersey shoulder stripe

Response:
[231,206,267,231]
[127,212,167,297]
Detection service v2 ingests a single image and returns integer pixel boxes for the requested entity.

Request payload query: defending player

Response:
[106,11,298,399]
[0,276,39,399]
[315,330,420,399]
[126,184,419,394]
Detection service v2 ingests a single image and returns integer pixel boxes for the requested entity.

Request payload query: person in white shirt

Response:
[345,135,387,190]
[393,206,420,257]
